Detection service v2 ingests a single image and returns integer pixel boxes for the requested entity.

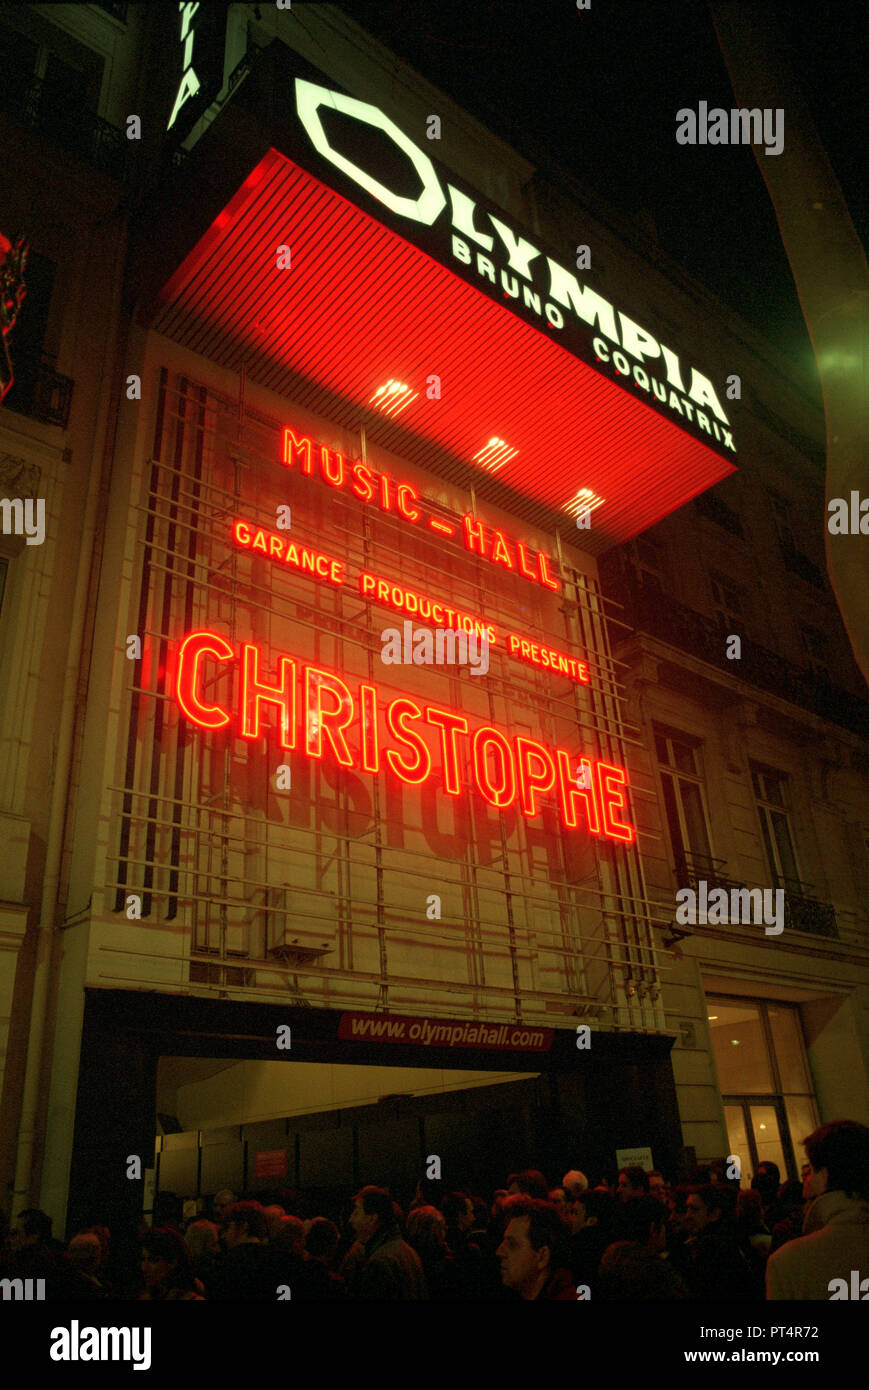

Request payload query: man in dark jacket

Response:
[597,1197,690,1299]
[346,1187,427,1299]
[681,1184,757,1299]
[208,1200,284,1300]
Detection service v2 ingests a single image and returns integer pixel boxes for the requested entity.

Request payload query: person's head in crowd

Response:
[441,1192,475,1233]
[496,1196,569,1299]
[491,1189,509,1221]
[406,1205,449,1254]
[669,1186,692,1235]
[751,1161,781,1205]
[212,1190,236,1224]
[13,1208,52,1248]
[577,1189,615,1234]
[349,1186,396,1247]
[140,1227,197,1296]
[735,1187,766,1233]
[412,1174,446,1211]
[562,1170,589,1199]
[68,1232,102,1276]
[617,1167,650,1201]
[648,1171,669,1205]
[548,1188,568,1211]
[613,1195,669,1254]
[305,1217,340,1265]
[684,1183,736,1236]
[223,1201,267,1248]
[153,1191,183,1230]
[776,1179,805,1215]
[802,1120,869,1201]
[184,1219,220,1264]
[506,1169,549,1200]
[470,1197,488,1231]
[262,1205,286,1240]
[271,1215,306,1256]
[565,1193,587,1235]
[85,1225,110,1260]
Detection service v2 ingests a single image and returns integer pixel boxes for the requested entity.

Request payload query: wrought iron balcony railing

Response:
[610,577,869,738]
[0,74,128,181]
[781,888,838,939]
[678,852,839,940]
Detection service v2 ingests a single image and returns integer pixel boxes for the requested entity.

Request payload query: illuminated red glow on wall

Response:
[173,630,635,842]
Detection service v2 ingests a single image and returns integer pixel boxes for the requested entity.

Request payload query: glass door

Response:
[723,1096,792,1182]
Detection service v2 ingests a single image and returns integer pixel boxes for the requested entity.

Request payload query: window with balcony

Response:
[751,762,800,892]
[654,725,714,880]
[0,14,103,110]
[749,761,838,937]
[0,13,124,179]
[710,573,746,637]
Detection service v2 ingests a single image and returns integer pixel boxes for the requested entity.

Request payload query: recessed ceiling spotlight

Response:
[564,487,605,520]
[369,379,418,419]
[472,436,518,472]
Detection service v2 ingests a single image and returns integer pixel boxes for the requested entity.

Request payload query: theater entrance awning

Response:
[146,53,736,553]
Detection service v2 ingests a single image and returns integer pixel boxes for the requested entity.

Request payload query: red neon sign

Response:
[172,630,634,843]
[231,521,591,685]
[282,427,561,592]
[233,519,345,584]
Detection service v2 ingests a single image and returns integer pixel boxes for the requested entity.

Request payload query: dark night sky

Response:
[320,0,867,397]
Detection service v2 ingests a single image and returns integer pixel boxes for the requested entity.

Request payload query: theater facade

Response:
[3,6,867,1237]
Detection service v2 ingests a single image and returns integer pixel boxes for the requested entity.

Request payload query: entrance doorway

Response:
[707,997,819,1182]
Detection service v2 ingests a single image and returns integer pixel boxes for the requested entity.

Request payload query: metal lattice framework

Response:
[101,368,671,1031]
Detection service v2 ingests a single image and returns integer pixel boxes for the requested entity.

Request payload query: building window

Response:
[801,625,830,679]
[694,489,744,537]
[769,492,796,552]
[654,725,713,878]
[629,536,665,594]
[0,14,104,112]
[751,761,800,891]
[710,573,745,636]
[708,998,819,1183]
[1,250,72,428]
[770,492,825,589]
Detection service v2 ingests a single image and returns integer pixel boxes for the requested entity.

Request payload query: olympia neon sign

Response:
[290,75,736,454]
[172,631,635,843]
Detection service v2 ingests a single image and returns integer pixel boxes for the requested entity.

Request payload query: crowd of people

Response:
[2,1119,867,1300]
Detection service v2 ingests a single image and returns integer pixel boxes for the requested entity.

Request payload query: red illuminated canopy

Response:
[151,149,735,551]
